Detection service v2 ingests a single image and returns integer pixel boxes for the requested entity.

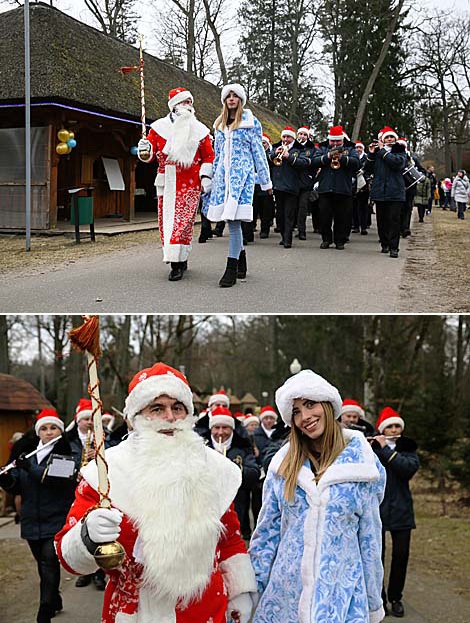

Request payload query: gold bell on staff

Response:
[93,541,126,570]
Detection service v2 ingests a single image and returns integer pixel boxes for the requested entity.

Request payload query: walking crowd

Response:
[1,363,420,623]
[136,82,469,286]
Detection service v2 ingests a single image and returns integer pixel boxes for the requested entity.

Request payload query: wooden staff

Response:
[138,34,146,139]
[69,315,125,569]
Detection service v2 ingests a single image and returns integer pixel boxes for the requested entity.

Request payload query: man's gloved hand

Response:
[227,592,253,623]
[16,453,31,472]
[85,508,123,543]
[137,138,152,160]
[201,177,212,194]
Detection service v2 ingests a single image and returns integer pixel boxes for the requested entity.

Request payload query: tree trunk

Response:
[269,0,276,109]
[352,0,405,140]
[65,316,85,426]
[0,316,9,374]
[202,0,228,83]
[187,0,196,72]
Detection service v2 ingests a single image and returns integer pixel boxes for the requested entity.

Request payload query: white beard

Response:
[122,417,224,606]
[164,107,200,167]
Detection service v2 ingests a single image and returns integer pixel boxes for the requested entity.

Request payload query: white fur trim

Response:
[281,129,296,139]
[167,89,192,111]
[378,416,404,434]
[297,127,309,135]
[339,404,365,418]
[371,605,386,623]
[137,587,176,623]
[154,172,165,188]
[76,409,93,423]
[151,115,209,144]
[259,409,277,421]
[209,414,235,429]
[58,519,99,575]
[260,180,273,191]
[219,553,257,599]
[275,369,342,426]
[162,164,177,261]
[200,162,213,179]
[381,130,398,140]
[221,83,247,107]
[208,393,230,408]
[35,416,64,435]
[238,109,254,129]
[124,372,193,422]
[162,242,192,264]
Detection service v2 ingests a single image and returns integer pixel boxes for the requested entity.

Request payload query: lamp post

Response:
[25,0,31,251]
[261,391,268,405]
[289,358,301,375]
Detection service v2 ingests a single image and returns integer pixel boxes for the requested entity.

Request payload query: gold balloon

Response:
[68,131,75,140]
[57,129,70,142]
[56,142,69,155]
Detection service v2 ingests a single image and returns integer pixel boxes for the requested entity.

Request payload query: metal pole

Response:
[25,0,31,251]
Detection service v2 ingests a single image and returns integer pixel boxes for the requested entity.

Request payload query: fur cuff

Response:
[58,520,99,575]
[370,605,385,623]
[219,553,257,599]
[200,162,213,179]
[260,181,272,191]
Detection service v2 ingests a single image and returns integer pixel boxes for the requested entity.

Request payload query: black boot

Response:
[237,250,247,279]
[37,603,55,623]
[219,257,238,287]
[168,262,184,281]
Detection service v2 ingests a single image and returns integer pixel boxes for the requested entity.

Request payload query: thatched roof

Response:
[0,373,52,413]
[0,3,286,136]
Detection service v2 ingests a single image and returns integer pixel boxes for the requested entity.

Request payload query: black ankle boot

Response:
[219,257,238,287]
[169,262,184,281]
[237,249,247,279]
[37,603,55,623]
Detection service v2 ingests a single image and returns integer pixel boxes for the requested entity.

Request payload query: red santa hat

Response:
[208,389,230,408]
[102,412,115,430]
[234,412,246,422]
[380,126,398,140]
[75,398,93,422]
[221,83,247,107]
[340,398,365,419]
[328,125,345,141]
[167,87,193,111]
[259,405,278,422]
[34,408,64,436]
[209,406,235,429]
[355,141,365,150]
[275,369,342,426]
[297,126,310,135]
[262,133,272,147]
[243,415,260,427]
[376,406,405,434]
[281,126,296,139]
[398,137,408,147]
[124,362,194,424]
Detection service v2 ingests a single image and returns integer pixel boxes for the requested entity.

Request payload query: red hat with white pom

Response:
[167,87,193,111]
[328,125,345,140]
[281,126,296,139]
[259,405,278,422]
[340,398,365,419]
[209,406,235,429]
[376,406,404,434]
[208,389,230,408]
[379,126,398,140]
[35,408,64,436]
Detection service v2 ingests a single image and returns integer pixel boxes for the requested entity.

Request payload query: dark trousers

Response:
[199,213,213,241]
[382,529,411,603]
[319,193,352,245]
[297,189,311,235]
[375,201,402,251]
[401,193,414,234]
[274,190,298,245]
[239,482,263,537]
[353,191,369,232]
[254,193,274,235]
[416,204,426,221]
[28,538,61,608]
[241,220,255,243]
[311,198,321,232]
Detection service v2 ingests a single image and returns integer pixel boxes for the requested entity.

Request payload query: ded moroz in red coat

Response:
[55,437,255,623]
[140,113,214,264]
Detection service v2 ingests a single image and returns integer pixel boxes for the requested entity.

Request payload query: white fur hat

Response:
[124,363,194,424]
[275,369,342,426]
[221,83,247,107]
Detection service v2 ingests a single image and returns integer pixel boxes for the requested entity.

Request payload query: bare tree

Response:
[83,0,139,43]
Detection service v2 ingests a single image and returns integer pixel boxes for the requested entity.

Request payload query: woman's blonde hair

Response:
[278,401,346,502]
[214,97,244,131]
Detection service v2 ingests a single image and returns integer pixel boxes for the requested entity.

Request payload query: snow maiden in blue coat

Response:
[207,83,272,287]
[249,370,386,623]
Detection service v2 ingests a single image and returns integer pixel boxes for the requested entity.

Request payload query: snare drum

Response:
[403,165,425,190]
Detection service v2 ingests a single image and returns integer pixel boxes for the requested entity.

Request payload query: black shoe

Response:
[37,603,55,623]
[260,232,269,239]
[335,243,345,250]
[298,233,306,240]
[391,601,404,617]
[320,241,331,249]
[418,218,424,223]
[75,575,92,587]
[283,243,292,249]
[360,229,368,235]
[390,249,399,258]
[182,260,188,272]
[214,230,224,237]
[168,263,184,281]
[219,257,238,287]
[383,603,390,617]
[14,513,20,524]
[351,228,360,233]
[198,236,208,243]
[381,246,390,253]
[237,249,247,279]
[93,570,106,591]
[54,594,63,614]
[278,239,285,245]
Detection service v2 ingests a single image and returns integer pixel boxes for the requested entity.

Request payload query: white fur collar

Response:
[269,429,380,496]
[151,114,209,142]
[217,109,255,135]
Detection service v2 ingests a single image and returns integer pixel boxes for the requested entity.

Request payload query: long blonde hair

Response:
[278,402,346,502]
[214,98,244,132]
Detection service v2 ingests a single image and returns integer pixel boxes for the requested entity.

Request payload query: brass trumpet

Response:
[330,148,343,170]
[273,145,288,166]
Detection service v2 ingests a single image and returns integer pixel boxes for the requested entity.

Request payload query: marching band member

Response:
[55,363,258,623]
[253,133,275,239]
[295,126,316,241]
[365,126,407,258]
[310,125,360,250]
[397,138,425,238]
[138,87,214,281]
[352,141,370,236]
[207,83,272,287]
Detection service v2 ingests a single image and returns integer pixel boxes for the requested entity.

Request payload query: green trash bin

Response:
[68,187,95,243]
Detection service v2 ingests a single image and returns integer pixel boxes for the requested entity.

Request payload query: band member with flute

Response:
[369,407,419,618]
[310,125,360,250]
[0,409,76,623]
[137,87,215,282]
[55,363,258,623]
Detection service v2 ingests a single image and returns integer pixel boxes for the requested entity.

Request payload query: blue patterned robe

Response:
[249,429,386,623]
[207,109,272,222]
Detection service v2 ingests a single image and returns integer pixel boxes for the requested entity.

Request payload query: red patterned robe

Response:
[142,114,214,263]
[55,439,255,623]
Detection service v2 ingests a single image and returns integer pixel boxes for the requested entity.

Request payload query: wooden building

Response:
[0,2,285,230]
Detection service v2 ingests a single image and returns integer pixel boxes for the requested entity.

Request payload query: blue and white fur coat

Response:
[207,109,272,222]
[249,429,386,623]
